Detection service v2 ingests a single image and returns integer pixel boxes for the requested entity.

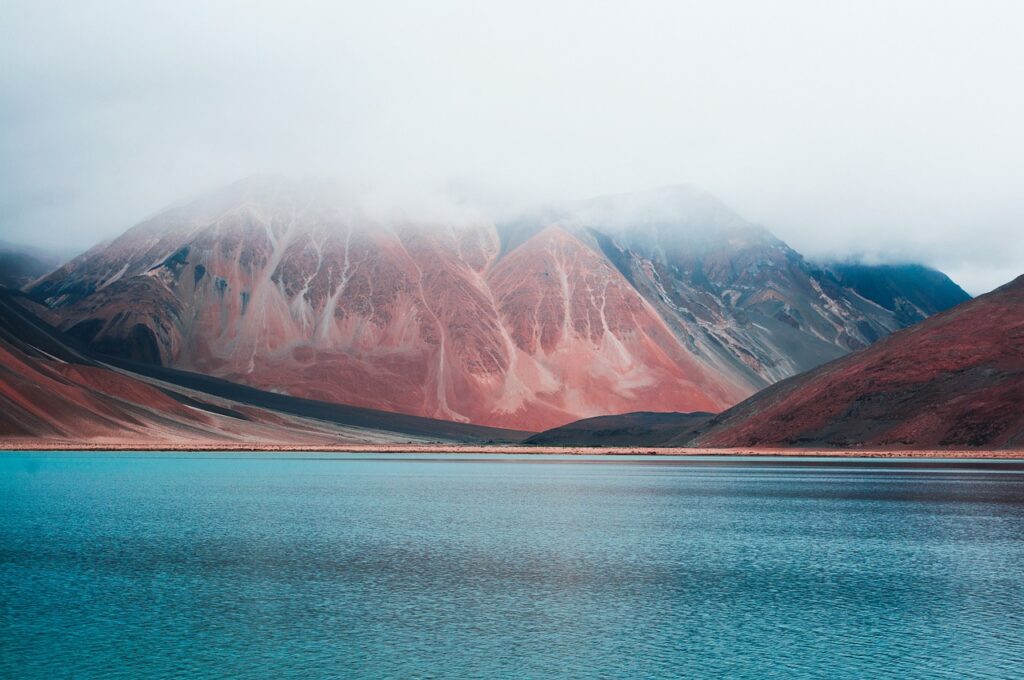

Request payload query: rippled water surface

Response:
[2,453,1024,678]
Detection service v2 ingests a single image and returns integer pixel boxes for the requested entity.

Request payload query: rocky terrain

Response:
[26,178,969,430]
[0,288,526,447]
[686,275,1024,449]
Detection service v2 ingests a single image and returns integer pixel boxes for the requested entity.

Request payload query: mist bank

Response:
[14,175,1002,296]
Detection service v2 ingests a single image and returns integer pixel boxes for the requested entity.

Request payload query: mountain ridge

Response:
[27,178,970,430]
[685,275,1024,449]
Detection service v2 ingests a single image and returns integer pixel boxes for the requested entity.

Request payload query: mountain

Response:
[0,287,527,446]
[523,411,712,447]
[568,186,969,387]
[820,262,970,326]
[0,242,64,289]
[27,178,968,430]
[686,275,1024,449]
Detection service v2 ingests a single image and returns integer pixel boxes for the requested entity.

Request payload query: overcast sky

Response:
[1,0,1022,293]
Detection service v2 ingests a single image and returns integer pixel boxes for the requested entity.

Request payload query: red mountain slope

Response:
[484,226,742,426]
[690,275,1024,449]
[0,308,347,446]
[0,290,526,446]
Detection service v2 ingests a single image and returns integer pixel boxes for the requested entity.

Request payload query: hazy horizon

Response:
[2,0,1022,294]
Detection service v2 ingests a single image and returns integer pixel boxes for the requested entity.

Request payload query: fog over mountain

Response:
[22,178,969,430]
[2,0,1022,294]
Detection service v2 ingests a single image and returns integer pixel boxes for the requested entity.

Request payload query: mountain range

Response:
[22,178,969,432]
[689,274,1024,449]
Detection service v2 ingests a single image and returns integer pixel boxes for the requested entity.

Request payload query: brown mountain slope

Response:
[687,275,1024,449]
[0,289,528,447]
[0,295,345,445]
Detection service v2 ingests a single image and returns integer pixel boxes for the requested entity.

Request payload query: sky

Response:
[1,0,1022,294]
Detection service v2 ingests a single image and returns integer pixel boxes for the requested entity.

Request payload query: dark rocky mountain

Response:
[26,178,969,430]
[685,275,1024,449]
[0,242,64,289]
[523,411,711,447]
[820,262,970,326]
[566,187,971,389]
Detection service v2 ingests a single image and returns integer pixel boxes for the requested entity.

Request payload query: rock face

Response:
[28,178,969,430]
[0,288,527,445]
[571,187,970,388]
[689,275,1024,449]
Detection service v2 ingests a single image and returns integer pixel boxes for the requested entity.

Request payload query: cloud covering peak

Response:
[1,0,1021,293]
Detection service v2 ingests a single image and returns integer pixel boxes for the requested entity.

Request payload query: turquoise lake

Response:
[2,453,1023,678]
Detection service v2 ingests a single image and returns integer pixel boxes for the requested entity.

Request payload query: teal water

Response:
[2,453,1024,678]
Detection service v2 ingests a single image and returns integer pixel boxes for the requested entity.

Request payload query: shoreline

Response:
[2,441,1024,459]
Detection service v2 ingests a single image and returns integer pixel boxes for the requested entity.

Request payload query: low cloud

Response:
[1,0,1021,294]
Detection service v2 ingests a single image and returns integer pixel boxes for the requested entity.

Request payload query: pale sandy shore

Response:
[2,440,1024,459]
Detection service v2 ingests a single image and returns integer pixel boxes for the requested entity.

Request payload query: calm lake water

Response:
[2,453,1024,679]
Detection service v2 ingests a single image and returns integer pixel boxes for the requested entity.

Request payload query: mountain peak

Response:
[26,179,975,431]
